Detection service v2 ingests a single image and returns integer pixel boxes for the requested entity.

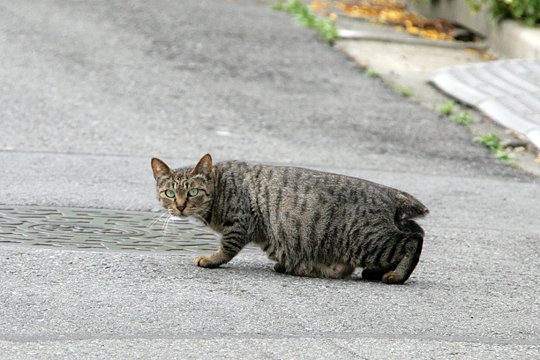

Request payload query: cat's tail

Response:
[394,191,429,221]
[393,191,428,237]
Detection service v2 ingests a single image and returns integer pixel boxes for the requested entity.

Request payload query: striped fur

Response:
[151,154,428,284]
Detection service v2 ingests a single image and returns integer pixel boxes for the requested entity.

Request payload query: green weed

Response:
[474,133,501,151]
[439,100,455,116]
[452,111,474,126]
[474,132,516,164]
[366,68,380,78]
[273,0,338,42]
[395,85,412,97]
[466,0,540,27]
[495,149,516,163]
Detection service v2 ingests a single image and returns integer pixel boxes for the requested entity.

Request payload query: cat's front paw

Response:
[194,255,219,268]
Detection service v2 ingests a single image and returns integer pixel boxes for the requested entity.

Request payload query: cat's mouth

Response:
[168,209,190,218]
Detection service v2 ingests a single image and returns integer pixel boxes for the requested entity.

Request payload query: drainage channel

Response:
[0,205,254,254]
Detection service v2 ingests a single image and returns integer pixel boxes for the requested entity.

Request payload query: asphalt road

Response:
[0,0,538,358]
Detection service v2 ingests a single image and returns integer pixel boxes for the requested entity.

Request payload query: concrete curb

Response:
[338,29,488,50]
[490,20,540,59]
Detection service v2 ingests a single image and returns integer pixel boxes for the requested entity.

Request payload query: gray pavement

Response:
[0,0,539,358]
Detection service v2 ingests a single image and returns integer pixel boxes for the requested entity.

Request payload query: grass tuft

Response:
[365,68,380,78]
[273,0,338,42]
[474,133,501,151]
[494,149,516,163]
[439,100,455,116]
[395,85,412,97]
[452,111,474,126]
[474,132,516,164]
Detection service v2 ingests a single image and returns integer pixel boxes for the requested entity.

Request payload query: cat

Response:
[151,154,428,284]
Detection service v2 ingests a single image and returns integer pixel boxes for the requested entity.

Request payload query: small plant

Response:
[495,149,516,163]
[474,133,502,150]
[395,85,412,97]
[439,100,456,116]
[492,0,540,26]
[465,0,540,27]
[474,132,516,164]
[452,111,474,126]
[365,68,380,78]
[273,0,338,42]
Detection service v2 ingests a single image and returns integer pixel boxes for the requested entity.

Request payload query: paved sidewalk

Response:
[0,0,539,358]
[432,59,540,149]
[335,16,540,174]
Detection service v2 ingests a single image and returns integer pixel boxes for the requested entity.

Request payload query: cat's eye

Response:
[188,188,199,197]
[164,189,175,198]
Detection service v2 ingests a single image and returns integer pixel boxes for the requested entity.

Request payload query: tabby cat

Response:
[151,154,428,284]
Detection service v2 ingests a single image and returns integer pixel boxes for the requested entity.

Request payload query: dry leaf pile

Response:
[311,0,456,41]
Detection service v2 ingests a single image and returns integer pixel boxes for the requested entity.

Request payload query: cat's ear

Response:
[151,158,172,180]
[191,153,214,177]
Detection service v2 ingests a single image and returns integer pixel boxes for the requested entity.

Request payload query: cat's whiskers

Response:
[148,212,169,228]
[160,211,175,233]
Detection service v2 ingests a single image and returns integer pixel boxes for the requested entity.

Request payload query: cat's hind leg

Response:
[361,268,387,281]
[273,262,287,274]
[382,233,423,284]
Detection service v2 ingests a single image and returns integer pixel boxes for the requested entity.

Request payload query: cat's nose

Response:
[177,202,186,212]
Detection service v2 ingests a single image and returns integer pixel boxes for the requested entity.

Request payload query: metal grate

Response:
[0,205,236,253]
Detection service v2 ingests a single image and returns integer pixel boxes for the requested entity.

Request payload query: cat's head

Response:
[151,154,215,218]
